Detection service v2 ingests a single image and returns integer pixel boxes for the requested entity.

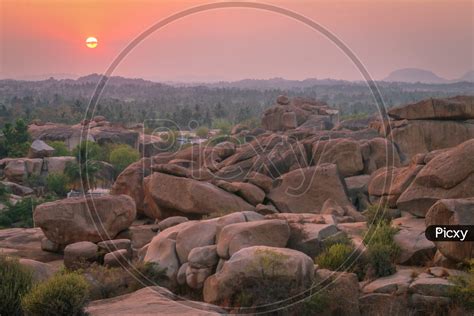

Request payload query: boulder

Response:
[245,171,273,193]
[368,163,423,208]
[144,221,196,281]
[363,138,401,174]
[286,222,340,258]
[186,265,213,289]
[425,198,474,263]
[0,181,34,196]
[34,195,136,245]
[216,219,290,258]
[28,139,54,158]
[268,164,356,215]
[157,216,188,232]
[215,181,265,206]
[397,139,474,216]
[4,159,27,182]
[188,245,219,269]
[312,138,364,176]
[359,293,409,316]
[110,158,152,216]
[392,215,436,265]
[104,249,130,267]
[362,269,414,294]
[19,258,54,282]
[63,241,99,269]
[409,276,454,297]
[175,220,217,264]
[203,246,314,305]
[147,172,254,218]
[97,239,132,256]
[388,96,474,120]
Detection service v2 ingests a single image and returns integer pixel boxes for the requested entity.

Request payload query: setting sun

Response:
[85,36,98,48]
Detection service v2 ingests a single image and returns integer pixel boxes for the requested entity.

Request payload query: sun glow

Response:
[86,37,98,48]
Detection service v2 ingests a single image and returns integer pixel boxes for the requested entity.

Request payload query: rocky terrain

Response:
[1,95,473,315]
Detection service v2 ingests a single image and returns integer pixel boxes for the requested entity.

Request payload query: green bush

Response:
[0,255,34,316]
[47,141,70,156]
[22,272,89,316]
[109,144,140,174]
[364,204,392,225]
[46,173,69,197]
[80,262,166,300]
[0,197,38,228]
[301,286,329,316]
[366,243,398,277]
[195,126,209,138]
[364,222,400,277]
[448,260,474,311]
[315,243,355,271]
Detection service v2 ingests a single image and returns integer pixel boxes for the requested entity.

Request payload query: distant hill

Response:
[383,68,448,84]
[459,70,474,82]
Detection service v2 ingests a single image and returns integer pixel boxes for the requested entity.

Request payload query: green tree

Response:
[109,144,140,174]
[47,141,70,156]
[46,173,69,197]
[1,119,31,158]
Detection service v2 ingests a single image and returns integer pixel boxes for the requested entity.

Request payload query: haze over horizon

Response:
[1,0,473,82]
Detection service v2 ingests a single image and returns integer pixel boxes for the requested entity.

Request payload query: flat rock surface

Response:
[86,286,223,315]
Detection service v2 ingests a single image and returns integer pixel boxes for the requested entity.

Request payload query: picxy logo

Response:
[426,225,474,242]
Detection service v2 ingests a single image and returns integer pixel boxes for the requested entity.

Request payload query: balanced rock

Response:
[28,139,55,158]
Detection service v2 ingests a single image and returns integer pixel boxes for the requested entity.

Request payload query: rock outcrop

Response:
[382,96,474,161]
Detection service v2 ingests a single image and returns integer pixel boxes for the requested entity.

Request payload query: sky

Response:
[0,0,473,82]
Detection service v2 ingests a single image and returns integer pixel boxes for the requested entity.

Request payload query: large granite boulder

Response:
[267,164,358,217]
[397,139,474,216]
[110,158,152,216]
[203,246,314,305]
[144,221,196,281]
[311,138,364,177]
[34,195,136,245]
[146,172,254,219]
[368,164,423,208]
[425,198,474,263]
[216,219,290,258]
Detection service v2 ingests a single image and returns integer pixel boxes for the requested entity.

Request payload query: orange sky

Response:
[1,0,473,81]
